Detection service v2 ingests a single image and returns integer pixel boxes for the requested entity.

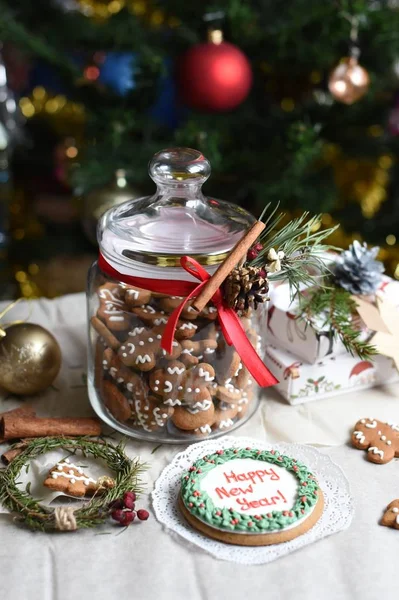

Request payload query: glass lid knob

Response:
[149,147,211,185]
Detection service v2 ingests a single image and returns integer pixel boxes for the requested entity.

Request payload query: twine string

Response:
[54,506,77,531]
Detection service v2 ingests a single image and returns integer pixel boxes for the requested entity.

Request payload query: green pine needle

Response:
[298,287,377,360]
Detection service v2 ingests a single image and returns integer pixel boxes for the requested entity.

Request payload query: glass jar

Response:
[87,148,266,442]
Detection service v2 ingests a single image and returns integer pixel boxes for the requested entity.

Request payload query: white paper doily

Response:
[152,436,354,565]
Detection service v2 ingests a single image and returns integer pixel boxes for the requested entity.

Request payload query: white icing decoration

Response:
[164,398,182,406]
[126,289,140,299]
[204,348,215,354]
[381,435,386,441]
[191,400,212,411]
[198,367,214,382]
[353,431,366,444]
[127,342,136,354]
[387,440,392,445]
[365,420,377,429]
[127,383,133,391]
[179,323,197,330]
[195,387,200,393]
[154,318,167,326]
[208,306,217,313]
[108,315,125,322]
[182,349,193,354]
[197,424,212,433]
[387,422,399,432]
[361,419,366,424]
[136,354,151,364]
[396,515,399,525]
[98,289,124,305]
[187,387,192,393]
[167,366,185,375]
[139,341,144,346]
[163,381,173,393]
[178,386,183,390]
[143,305,156,314]
[154,387,159,391]
[129,327,144,336]
[368,447,384,458]
[155,380,160,384]
[219,419,234,429]
[392,507,399,513]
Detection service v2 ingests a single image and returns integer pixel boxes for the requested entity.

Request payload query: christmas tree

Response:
[1,0,399,292]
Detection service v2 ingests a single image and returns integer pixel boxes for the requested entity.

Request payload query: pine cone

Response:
[223,266,269,315]
[333,241,384,295]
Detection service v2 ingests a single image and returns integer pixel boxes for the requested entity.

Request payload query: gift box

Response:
[267,276,399,364]
[265,344,399,405]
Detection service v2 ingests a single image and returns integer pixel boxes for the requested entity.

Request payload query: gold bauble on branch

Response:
[0,324,62,395]
[328,57,370,105]
[81,170,143,244]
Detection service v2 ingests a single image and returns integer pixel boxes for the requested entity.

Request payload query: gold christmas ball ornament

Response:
[81,170,142,244]
[328,57,370,105]
[0,323,62,395]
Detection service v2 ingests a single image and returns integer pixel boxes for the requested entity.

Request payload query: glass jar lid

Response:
[99,148,254,275]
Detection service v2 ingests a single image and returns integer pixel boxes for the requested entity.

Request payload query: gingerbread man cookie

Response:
[183,363,216,407]
[118,326,181,371]
[43,458,114,498]
[172,403,215,431]
[381,500,399,530]
[97,282,130,332]
[180,339,218,362]
[351,417,399,464]
[149,360,186,406]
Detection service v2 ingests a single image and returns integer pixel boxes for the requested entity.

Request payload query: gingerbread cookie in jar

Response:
[87,147,277,442]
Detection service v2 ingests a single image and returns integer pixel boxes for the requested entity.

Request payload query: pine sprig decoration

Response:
[248,205,339,296]
[0,437,146,532]
[298,287,377,360]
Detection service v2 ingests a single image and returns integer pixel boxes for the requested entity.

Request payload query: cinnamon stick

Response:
[0,406,36,443]
[0,415,102,441]
[192,220,266,313]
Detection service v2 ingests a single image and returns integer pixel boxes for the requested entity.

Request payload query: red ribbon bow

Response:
[98,254,278,387]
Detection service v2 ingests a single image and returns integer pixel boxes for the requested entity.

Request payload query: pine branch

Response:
[298,287,377,360]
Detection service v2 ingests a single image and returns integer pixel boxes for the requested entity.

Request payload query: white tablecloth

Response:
[0,293,398,600]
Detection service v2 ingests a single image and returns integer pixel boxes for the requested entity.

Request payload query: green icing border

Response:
[180,447,320,534]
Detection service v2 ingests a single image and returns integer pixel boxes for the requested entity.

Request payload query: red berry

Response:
[124,491,136,503]
[301,496,307,503]
[199,503,205,508]
[248,522,253,527]
[119,511,135,527]
[111,509,125,522]
[137,509,150,521]
[254,242,263,251]
[123,494,136,510]
[247,249,258,261]
[215,511,221,516]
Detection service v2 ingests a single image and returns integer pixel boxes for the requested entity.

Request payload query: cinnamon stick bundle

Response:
[0,406,36,443]
[0,415,102,442]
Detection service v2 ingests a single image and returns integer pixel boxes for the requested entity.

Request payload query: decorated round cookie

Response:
[179,447,324,546]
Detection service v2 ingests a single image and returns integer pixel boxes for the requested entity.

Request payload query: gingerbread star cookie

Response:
[351,417,399,464]
[381,500,399,530]
[43,458,115,498]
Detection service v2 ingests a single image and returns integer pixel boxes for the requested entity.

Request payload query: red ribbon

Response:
[98,254,278,388]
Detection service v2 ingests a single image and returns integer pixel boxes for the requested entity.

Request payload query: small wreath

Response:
[0,437,146,531]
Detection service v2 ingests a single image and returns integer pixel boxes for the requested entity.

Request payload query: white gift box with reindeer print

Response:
[267,276,399,364]
[265,344,399,405]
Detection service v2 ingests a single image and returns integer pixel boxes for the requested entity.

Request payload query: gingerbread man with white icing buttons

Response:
[97,282,130,332]
[118,325,181,371]
[182,363,216,409]
[149,360,187,406]
[351,417,399,464]
[381,500,399,530]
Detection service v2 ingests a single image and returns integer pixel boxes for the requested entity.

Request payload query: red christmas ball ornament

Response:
[178,30,252,112]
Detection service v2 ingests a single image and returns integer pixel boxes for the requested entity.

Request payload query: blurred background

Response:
[0,0,398,299]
